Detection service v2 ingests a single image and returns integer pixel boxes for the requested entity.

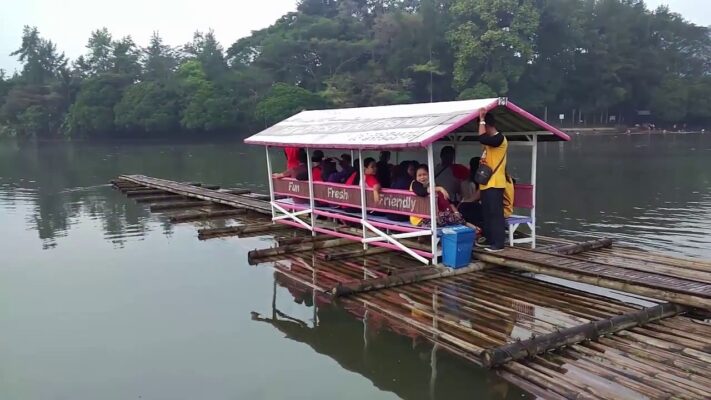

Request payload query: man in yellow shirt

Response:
[476,108,508,252]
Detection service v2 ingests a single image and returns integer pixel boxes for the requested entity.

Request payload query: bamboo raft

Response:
[111,175,711,399]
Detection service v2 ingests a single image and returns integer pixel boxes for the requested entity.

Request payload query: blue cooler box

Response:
[441,225,476,268]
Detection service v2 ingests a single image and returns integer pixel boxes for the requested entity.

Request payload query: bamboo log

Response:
[220,188,252,195]
[320,247,392,261]
[248,238,354,263]
[496,370,569,400]
[198,223,290,240]
[149,200,212,211]
[112,182,144,190]
[276,235,332,246]
[332,262,491,297]
[474,252,711,309]
[242,193,273,201]
[125,188,171,196]
[549,238,613,255]
[136,194,187,203]
[169,209,247,223]
[481,302,686,368]
[501,363,597,400]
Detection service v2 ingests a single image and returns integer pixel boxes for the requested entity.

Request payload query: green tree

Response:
[142,32,179,81]
[86,28,113,75]
[449,0,540,95]
[10,26,67,85]
[114,82,179,133]
[111,36,141,78]
[255,83,329,126]
[175,60,237,131]
[184,30,227,80]
[650,76,688,123]
[64,74,131,137]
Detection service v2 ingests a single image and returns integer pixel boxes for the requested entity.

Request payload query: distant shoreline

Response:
[564,128,707,136]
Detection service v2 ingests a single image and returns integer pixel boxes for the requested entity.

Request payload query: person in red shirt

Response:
[311,150,324,181]
[284,147,301,170]
[272,148,308,179]
[345,158,382,203]
[362,157,382,204]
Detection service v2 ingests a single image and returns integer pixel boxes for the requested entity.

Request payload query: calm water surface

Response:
[1,134,709,399]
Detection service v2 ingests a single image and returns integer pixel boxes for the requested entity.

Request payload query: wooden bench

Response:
[508,184,535,248]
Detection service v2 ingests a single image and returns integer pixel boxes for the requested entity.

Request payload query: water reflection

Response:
[251,271,524,400]
[0,140,270,249]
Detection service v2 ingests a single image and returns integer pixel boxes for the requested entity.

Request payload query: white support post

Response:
[265,146,275,220]
[358,149,368,250]
[530,134,538,248]
[427,144,438,264]
[306,148,316,236]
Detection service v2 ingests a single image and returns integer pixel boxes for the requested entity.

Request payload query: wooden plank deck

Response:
[118,174,272,214]
[475,247,711,309]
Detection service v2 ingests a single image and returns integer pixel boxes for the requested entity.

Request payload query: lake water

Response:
[1,134,709,399]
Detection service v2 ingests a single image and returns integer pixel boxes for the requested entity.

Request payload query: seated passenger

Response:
[375,151,393,188]
[272,148,309,204]
[311,150,325,181]
[434,146,469,203]
[409,164,464,228]
[387,162,414,222]
[321,158,338,183]
[391,161,415,190]
[362,157,382,204]
[458,157,484,227]
[328,154,355,183]
[272,148,308,180]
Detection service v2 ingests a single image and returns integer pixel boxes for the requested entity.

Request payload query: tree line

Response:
[1,0,710,141]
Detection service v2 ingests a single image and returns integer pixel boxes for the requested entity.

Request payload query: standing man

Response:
[476,108,508,252]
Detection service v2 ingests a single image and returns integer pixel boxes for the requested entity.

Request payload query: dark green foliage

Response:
[255,83,330,126]
[113,82,179,134]
[2,1,711,141]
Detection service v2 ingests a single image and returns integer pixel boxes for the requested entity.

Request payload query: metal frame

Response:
[266,147,439,265]
[530,134,537,248]
[306,148,316,236]
[261,123,541,263]
[443,131,538,249]
[427,144,438,262]
[265,147,315,232]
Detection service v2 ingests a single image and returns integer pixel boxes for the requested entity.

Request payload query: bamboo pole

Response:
[276,235,332,246]
[332,263,490,297]
[501,363,598,400]
[149,201,212,211]
[135,194,187,202]
[220,188,252,195]
[198,223,291,240]
[548,238,613,255]
[169,209,247,223]
[474,252,711,309]
[571,343,711,398]
[481,303,686,368]
[248,238,354,263]
[320,247,392,261]
[125,189,172,196]
[575,253,711,284]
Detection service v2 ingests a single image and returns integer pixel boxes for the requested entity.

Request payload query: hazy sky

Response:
[1,0,709,73]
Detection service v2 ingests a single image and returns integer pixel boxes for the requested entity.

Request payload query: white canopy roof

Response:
[244,97,570,149]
